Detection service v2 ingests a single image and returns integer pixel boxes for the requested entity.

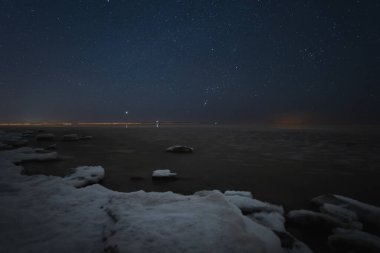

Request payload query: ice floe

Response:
[225,194,284,215]
[224,190,253,199]
[152,169,177,178]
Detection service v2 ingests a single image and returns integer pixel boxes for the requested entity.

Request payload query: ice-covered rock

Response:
[61,134,79,141]
[166,145,194,153]
[0,147,58,163]
[320,203,358,223]
[328,228,380,253]
[225,195,284,215]
[36,133,55,141]
[312,194,380,230]
[64,166,105,188]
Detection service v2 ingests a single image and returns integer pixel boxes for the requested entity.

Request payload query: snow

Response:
[0,147,58,163]
[328,228,380,252]
[64,166,105,188]
[152,169,177,178]
[0,156,286,253]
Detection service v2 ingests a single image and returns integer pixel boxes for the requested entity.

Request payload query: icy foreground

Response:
[0,154,291,253]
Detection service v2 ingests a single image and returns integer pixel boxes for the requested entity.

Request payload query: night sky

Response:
[1,0,379,124]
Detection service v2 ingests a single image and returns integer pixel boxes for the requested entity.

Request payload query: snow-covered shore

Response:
[0,156,288,253]
[0,131,308,253]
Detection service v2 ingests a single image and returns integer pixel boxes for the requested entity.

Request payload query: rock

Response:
[312,194,380,230]
[36,133,55,141]
[287,209,359,230]
[166,145,194,153]
[62,134,79,141]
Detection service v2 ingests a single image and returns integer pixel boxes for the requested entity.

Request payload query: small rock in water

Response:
[152,169,177,178]
[166,145,194,153]
[62,134,79,141]
[36,133,55,141]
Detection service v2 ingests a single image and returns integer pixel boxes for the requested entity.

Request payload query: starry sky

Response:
[1,0,379,124]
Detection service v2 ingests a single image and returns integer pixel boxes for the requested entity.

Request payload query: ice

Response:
[224,190,253,199]
[248,211,286,232]
[0,147,58,163]
[152,169,177,178]
[64,166,105,188]
[329,228,380,252]
[225,195,284,215]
